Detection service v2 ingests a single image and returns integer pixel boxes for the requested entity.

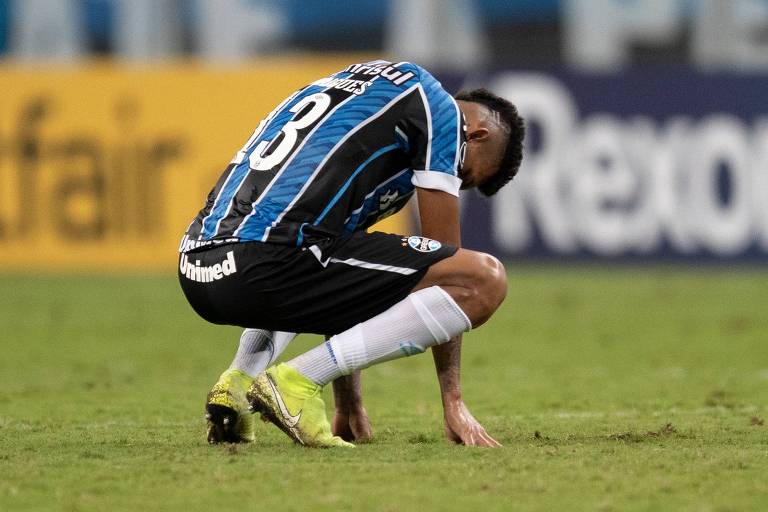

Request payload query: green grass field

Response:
[1,267,767,511]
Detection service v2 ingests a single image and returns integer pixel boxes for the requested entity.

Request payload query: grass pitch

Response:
[1,267,767,511]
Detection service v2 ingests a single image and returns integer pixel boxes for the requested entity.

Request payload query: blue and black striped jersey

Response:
[180,60,465,251]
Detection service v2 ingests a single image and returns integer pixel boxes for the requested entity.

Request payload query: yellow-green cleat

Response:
[247,363,354,448]
[205,369,256,444]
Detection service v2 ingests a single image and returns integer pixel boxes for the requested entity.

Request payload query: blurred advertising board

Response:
[449,70,768,262]
[2,61,765,271]
[0,58,407,272]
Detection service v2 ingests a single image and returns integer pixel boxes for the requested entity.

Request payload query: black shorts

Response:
[178,231,457,336]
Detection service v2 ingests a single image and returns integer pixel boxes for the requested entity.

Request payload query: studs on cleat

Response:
[205,404,244,444]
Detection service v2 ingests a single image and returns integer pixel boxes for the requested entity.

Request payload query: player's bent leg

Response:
[206,329,296,444]
[412,248,507,328]
[194,233,498,448]
[248,284,474,447]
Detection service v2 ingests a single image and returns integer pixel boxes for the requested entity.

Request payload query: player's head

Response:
[454,89,525,196]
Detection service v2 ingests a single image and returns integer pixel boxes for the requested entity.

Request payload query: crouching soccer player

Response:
[178,60,525,447]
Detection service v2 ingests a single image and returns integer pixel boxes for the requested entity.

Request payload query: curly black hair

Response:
[454,88,525,196]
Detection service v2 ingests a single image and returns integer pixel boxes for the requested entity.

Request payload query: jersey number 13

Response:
[234,92,332,172]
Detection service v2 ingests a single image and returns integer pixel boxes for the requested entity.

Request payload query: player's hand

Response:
[332,405,372,443]
[331,371,371,442]
[443,398,502,447]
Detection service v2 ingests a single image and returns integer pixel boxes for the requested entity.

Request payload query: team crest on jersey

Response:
[404,236,442,253]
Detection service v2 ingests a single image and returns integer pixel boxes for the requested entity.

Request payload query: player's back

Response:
[181,60,463,252]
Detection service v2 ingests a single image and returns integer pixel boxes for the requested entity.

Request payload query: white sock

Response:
[287,286,471,385]
[229,329,296,377]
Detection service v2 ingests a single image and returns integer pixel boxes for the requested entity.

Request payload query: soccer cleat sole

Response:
[205,403,245,444]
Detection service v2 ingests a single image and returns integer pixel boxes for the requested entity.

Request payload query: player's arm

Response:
[409,64,500,446]
[330,324,371,445]
[417,188,501,447]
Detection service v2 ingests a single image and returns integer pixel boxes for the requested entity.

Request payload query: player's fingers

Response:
[466,430,493,447]
[473,425,500,444]
[460,429,479,446]
[478,430,502,447]
[465,426,502,447]
[351,418,373,443]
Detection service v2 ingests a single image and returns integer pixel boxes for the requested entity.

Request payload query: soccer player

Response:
[178,60,525,447]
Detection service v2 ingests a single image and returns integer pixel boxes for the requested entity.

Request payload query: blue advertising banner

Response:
[442,70,768,261]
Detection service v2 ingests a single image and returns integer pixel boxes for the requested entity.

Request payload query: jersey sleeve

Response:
[397,64,464,196]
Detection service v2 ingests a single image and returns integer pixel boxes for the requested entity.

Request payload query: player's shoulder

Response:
[336,60,438,87]
[382,60,426,77]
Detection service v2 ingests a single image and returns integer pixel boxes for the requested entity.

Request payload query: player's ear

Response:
[467,126,490,142]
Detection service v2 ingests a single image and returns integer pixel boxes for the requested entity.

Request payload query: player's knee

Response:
[465,253,507,326]
[478,254,507,312]
[484,254,508,306]
[419,249,507,327]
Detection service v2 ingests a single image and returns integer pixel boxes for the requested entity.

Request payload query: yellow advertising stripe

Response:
[0,59,409,272]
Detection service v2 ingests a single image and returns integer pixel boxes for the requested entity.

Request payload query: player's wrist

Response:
[334,394,365,413]
[331,372,364,413]
[440,389,463,406]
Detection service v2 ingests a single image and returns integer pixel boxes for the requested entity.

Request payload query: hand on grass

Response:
[331,371,372,442]
[332,405,372,443]
[443,398,501,447]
